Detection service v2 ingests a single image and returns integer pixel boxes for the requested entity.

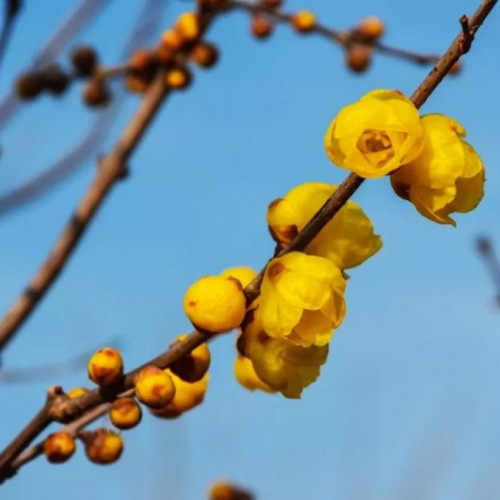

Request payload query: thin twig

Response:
[0,0,496,481]
[476,236,500,307]
[0,0,21,71]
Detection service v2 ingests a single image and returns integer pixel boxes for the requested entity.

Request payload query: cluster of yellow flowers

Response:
[181,89,485,400]
[324,89,485,225]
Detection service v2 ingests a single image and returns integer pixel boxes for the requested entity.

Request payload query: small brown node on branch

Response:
[346,45,372,73]
[130,49,157,74]
[15,72,44,100]
[459,14,473,53]
[191,41,219,68]
[83,79,112,108]
[251,15,274,39]
[262,0,283,8]
[41,64,70,96]
[70,45,98,78]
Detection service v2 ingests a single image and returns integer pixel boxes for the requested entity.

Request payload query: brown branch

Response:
[0,0,21,71]
[476,236,500,307]
[0,0,496,480]
[227,0,446,66]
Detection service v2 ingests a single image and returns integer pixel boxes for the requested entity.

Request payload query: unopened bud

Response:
[87,347,123,385]
[44,432,76,463]
[135,365,176,409]
[110,397,142,430]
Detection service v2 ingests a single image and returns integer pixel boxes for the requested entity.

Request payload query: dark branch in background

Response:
[0,0,167,216]
[0,0,21,71]
[0,0,496,481]
[476,236,500,307]
[0,0,107,130]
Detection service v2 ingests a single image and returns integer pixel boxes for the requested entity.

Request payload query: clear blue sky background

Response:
[0,0,499,498]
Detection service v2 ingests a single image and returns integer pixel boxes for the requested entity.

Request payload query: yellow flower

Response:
[391,113,485,225]
[234,353,276,393]
[324,89,424,178]
[242,307,328,398]
[267,182,382,269]
[221,266,257,288]
[259,252,346,347]
[183,275,247,333]
[151,370,209,418]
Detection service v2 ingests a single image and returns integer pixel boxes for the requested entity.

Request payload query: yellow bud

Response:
[44,431,76,463]
[166,66,192,90]
[356,16,385,40]
[183,275,247,333]
[162,29,184,50]
[208,482,252,500]
[84,429,123,465]
[110,397,142,430]
[135,365,176,409]
[292,10,316,32]
[176,12,201,42]
[324,89,424,178]
[67,387,89,399]
[151,370,209,419]
[169,334,211,382]
[221,267,257,288]
[87,347,124,386]
[190,42,219,68]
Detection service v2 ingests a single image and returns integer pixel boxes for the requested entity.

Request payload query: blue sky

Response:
[0,0,499,498]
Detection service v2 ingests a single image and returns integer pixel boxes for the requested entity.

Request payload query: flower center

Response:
[357,129,392,154]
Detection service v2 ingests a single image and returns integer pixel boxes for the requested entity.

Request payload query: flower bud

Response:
[292,10,316,33]
[251,16,273,39]
[346,45,372,73]
[42,64,70,95]
[183,275,247,333]
[87,347,123,386]
[356,16,385,41]
[191,42,219,68]
[67,387,89,399]
[83,79,111,108]
[125,73,149,93]
[135,365,176,409]
[166,66,192,90]
[169,334,211,382]
[175,12,201,42]
[84,429,123,465]
[208,482,253,500]
[162,29,184,50]
[71,45,98,77]
[130,49,157,73]
[44,431,76,463]
[110,397,142,430]
[155,41,175,64]
[16,72,44,100]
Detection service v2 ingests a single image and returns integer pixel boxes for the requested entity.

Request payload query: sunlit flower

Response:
[234,353,276,393]
[260,252,346,347]
[324,89,424,178]
[267,182,382,269]
[391,113,485,225]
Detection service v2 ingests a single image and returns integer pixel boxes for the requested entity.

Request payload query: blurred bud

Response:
[155,41,175,64]
[356,16,385,41]
[208,482,254,500]
[292,10,316,33]
[67,387,89,399]
[263,0,283,7]
[449,60,462,76]
[175,12,202,42]
[130,49,157,74]
[170,335,211,382]
[162,29,184,51]
[83,79,112,108]
[44,432,76,463]
[87,347,123,385]
[477,236,492,255]
[251,16,274,39]
[84,429,123,465]
[42,64,70,95]
[71,45,98,77]
[346,45,372,73]
[125,73,149,93]
[16,72,44,100]
[110,397,142,430]
[165,66,192,90]
[135,365,176,409]
[190,42,219,68]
